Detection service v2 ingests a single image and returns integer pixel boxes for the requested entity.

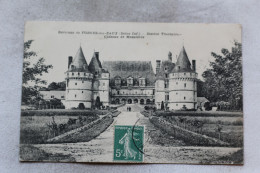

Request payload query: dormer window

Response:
[139,78,145,87]
[115,76,121,86]
[127,77,133,86]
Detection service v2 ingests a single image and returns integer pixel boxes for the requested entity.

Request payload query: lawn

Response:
[20,114,99,144]
[153,111,243,147]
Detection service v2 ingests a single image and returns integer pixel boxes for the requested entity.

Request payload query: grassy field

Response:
[152,111,243,147]
[20,145,76,162]
[20,114,99,144]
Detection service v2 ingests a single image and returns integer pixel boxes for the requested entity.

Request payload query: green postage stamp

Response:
[113,125,144,162]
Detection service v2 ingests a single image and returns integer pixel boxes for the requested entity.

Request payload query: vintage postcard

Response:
[20,22,243,164]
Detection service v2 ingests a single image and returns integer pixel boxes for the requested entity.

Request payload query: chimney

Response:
[156,60,161,74]
[68,56,73,69]
[168,52,172,62]
[192,60,196,72]
[95,52,99,60]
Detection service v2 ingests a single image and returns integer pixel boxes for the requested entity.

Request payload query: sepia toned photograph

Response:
[20,22,243,164]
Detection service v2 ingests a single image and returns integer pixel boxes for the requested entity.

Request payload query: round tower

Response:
[168,47,197,110]
[88,52,110,107]
[65,47,93,109]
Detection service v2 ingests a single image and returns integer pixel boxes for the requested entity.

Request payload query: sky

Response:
[24,22,241,85]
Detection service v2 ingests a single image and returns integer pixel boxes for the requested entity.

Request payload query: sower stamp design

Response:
[114,125,144,162]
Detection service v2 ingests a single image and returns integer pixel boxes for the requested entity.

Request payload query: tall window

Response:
[184,83,186,87]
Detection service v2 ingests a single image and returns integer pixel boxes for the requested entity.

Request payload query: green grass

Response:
[20,115,98,144]
[20,145,76,162]
[51,116,114,143]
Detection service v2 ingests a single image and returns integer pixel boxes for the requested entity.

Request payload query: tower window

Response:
[165,74,168,78]
[184,97,186,100]
[117,91,120,94]
[75,83,77,85]
[184,83,186,87]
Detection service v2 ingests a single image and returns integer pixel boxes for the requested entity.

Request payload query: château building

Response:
[63,46,197,110]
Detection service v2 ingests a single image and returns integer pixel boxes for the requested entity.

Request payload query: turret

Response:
[65,46,93,109]
[88,51,110,107]
[168,46,197,110]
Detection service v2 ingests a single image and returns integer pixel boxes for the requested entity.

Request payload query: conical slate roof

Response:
[68,47,90,72]
[172,46,193,72]
[88,52,103,74]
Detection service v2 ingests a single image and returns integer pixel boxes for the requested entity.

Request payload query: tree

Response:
[197,79,206,97]
[47,81,66,91]
[47,82,59,90]
[22,40,53,104]
[202,41,242,110]
[161,101,164,110]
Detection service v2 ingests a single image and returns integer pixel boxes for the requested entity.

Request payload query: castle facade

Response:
[64,46,197,110]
